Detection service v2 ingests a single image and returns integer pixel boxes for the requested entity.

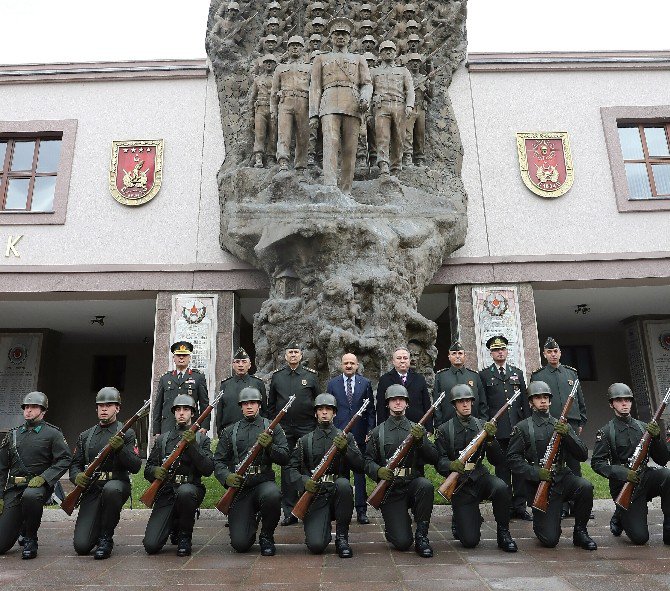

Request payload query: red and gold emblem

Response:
[109,140,164,206]
[516,132,574,198]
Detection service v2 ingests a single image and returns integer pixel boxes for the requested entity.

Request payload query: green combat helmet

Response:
[22,391,48,410]
[96,386,121,404]
[314,393,337,410]
[527,381,552,398]
[450,384,475,403]
[608,383,634,400]
[238,387,263,404]
[171,394,197,413]
[385,384,410,400]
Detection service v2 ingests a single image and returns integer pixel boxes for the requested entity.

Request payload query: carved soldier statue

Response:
[272,36,312,171]
[371,41,414,176]
[252,34,279,75]
[309,17,373,193]
[356,52,378,170]
[305,17,327,38]
[249,54,279,168]
[308,34,324,61]
[211,1,241,38]
[404,54,433,167]
[356,34,378,55]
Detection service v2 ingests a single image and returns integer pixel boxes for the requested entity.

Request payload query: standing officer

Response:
[479,335,531,521]
[435,384,517,552]
[70,387,142,559]
[591,383,670,545]
[326,352,375,524]
[143,395,214,557]
[289,394,364,557]
[403,53,432,167]
[433,340,487,429]
[0,392,72,559]
[153,341,210,437]
[531,337,587,517]
[268,342,320,525]
[507,381,597,550]
[249,54,279,169]
[214,388,289,556]
[365,384,438,558]
[215,347,267,436]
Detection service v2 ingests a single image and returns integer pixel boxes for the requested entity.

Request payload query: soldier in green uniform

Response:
[591,383,670,545]
[479,335,531,521]
[214,387,288,556]
[143,394,214,557]
[69,387,142,559]
[268,342,320,526]
[365,384,438,558]
[152,341,210,437]
[435,384,517,552]
[507,381,597,550]
[433,340,488,428]
[0,392,72,559]
[288,393,364,558]
[215,347,267,436]
[530,337,587,517]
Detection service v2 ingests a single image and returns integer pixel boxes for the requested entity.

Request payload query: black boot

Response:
[663,516,670,545]
[573,524,597,550]
[94,533,114,560]
[356,508,370,525]
[259,532,276,556]
[610,512,623,537]
[496,526,518,553]
[451,521,460,540]
[21,537,38,560]
[414,521,433,558]
[176,533,192,557]
[169,528,179,545]
[335,525,353,558]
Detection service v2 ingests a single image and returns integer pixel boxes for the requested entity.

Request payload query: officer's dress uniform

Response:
[215,373,267,436]
[143,426,214,553]
[433,366,488,428]
[268,364,319,518]
[365,415,438,550]
[435,415,510,548]
[507,409,592,547]
[530,363,586,477]
[70,422,142,554]
[153,368,210,435]
[0,420,72,554]
[480,363,529,513]
[214,415,289,552]
[592,415,670,544]
[288,424,364,553]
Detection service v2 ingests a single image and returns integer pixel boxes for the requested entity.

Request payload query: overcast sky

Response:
[0,0,668,65]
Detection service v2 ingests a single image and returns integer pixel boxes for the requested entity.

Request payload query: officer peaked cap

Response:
[171,341,193,355]
[486,335,508,350]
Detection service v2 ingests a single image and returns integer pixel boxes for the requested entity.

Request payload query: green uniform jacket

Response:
[479,363,529,440]
[530,364,587,426]
[152,368,210,435]
[215,373,267,435]
[433,367,488,427]
[268,365,320,431]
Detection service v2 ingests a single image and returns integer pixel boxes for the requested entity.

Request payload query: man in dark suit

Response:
[479,335,531,521]
[327,352,376,524]
[376,347,432,430]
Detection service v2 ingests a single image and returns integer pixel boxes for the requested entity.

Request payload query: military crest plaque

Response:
[516,132,574,198]
[109,140,164,206]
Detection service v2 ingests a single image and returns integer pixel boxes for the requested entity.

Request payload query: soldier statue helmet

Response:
[379,40,397,53]
[287,35,305,47]
[238,387,263,404]
[385,384,410,401]
[21,391,48,410]
[407,53,423,64]
[363,52,377,67]
[262,53,278,64]
[608,383,634,400]
[171,394,197,414]
[314,393,338,410]
[96,386,121,404]
[527,381,552,399]
[450,383,475,403]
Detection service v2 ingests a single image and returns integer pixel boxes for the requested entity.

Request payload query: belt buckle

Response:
[464,462,476,471]
[14,476,27,484]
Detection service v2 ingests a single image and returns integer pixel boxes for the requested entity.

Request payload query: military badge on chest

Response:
[302,379,307,386]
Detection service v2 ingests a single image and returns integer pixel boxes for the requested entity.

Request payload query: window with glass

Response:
[0,136,62,212]
[617,125,670,200]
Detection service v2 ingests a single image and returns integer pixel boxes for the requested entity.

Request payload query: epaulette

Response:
[595,429,604,442]
[435,368,447,374]
[44,421,62,432]
[531,366,543,374]
[563,365,578,373]
[220,376,233,383]
[303,367,317,374]
[270,367,284,375]
[191,368,202,374]
[464,367,478,374]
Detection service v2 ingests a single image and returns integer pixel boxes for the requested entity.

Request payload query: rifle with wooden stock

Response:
[140,390,224,509]
[292,399,370,520]
[367,392,445,510]
[615,386,670,510]
[61,399,151,516]
[215,395,296,515]
[532,379,580,512]
[438,388,522,501]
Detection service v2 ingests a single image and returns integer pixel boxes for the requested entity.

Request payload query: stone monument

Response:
[206,0,469,384]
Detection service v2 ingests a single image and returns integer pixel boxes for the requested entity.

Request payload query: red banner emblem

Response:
[516,132,574,198]
[109,140,163,206]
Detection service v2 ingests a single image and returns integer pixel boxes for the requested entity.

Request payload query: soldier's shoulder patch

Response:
[595,430,604,442]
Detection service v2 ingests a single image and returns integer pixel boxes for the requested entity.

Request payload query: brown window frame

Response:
[618,123,670,198]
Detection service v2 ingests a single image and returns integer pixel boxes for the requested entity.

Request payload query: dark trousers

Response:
[565,420,583,477]
[0,486,50,554]
[452,473,511,548]
[228,481,281,553]
[496,438,527,512]
[73,480,131,555]
[143,483,204,554]
[532,473,593,547]
[380,477,434,551]
[281,426,312,518]
[304,478,354,554]
[620,467,670,545]
[353,440,367,511]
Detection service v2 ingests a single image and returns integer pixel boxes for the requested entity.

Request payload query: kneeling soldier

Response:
[289,393,364,557]
[365,384,438,557]
[143,395,214,556]
[70,387,142,559]
[0,392,72,559]
[435,384,517,552]
[508,381,596,550]
[591,383,670,545]
[214,387,288,556]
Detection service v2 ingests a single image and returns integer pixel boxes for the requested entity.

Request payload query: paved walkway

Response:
[2,505,670,591]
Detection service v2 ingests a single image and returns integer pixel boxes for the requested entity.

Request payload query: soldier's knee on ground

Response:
[534,527,561,548]
[625,524,650,546]
[385,528,413,551]
[230,528,256,553]
[143,535,165,555]
[22,487,48,509]
[73,535,95,556]
[306,535,330,554]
